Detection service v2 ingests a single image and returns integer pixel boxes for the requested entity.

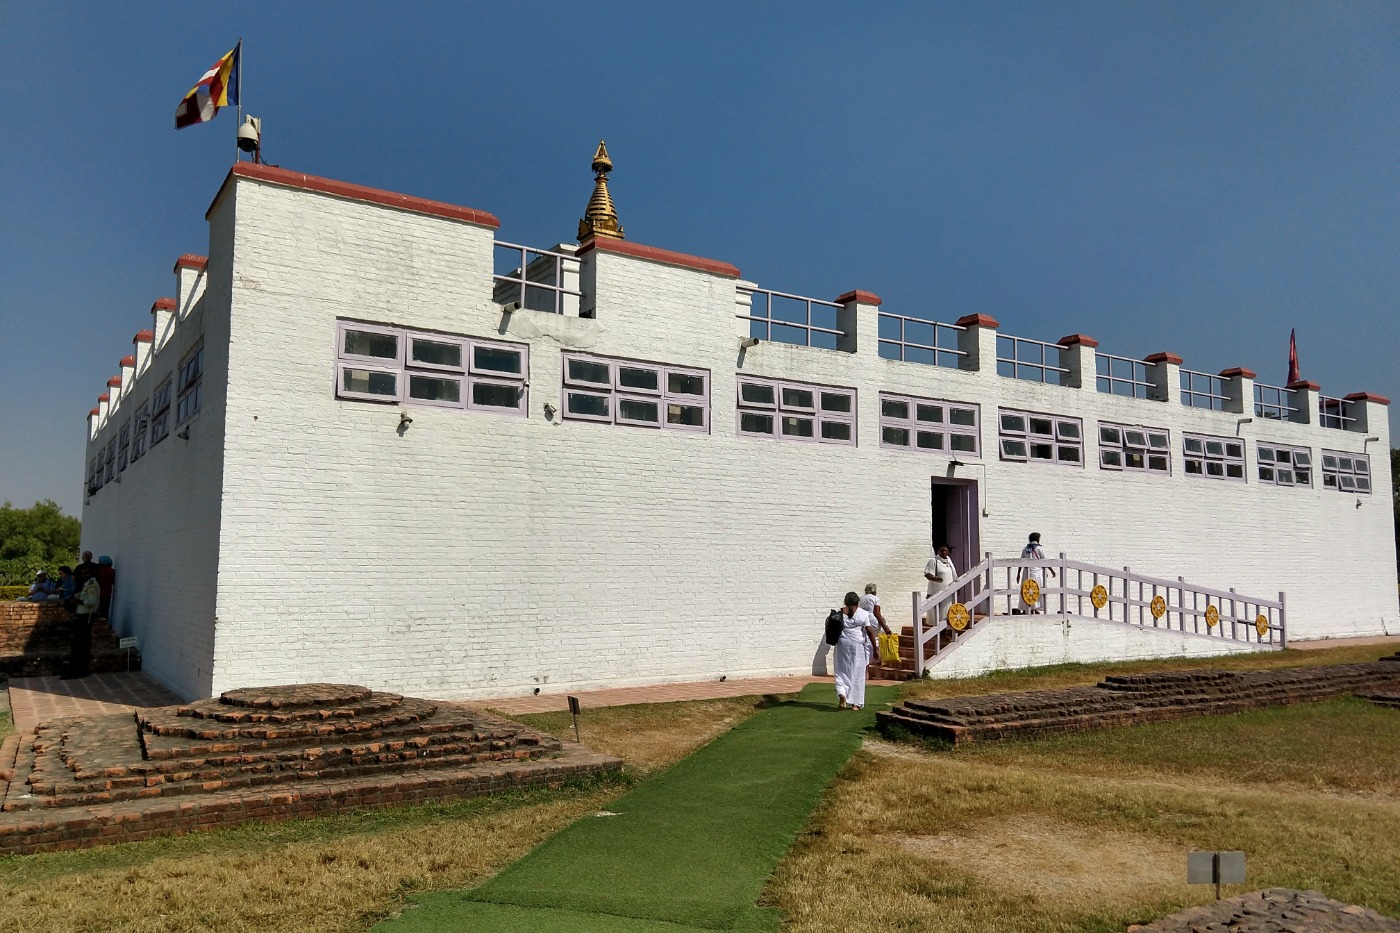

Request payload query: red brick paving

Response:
[7,673,180,734]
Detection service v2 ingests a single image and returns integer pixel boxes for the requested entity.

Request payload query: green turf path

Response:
[373,683,898,933]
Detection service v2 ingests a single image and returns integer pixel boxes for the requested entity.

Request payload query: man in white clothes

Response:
[923,545,957,626]
[1018,532,1055,614]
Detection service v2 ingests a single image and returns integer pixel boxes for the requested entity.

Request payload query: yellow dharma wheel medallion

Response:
[1150,595,1166,620]
[1205,605,1220,629]
[1256,614,1269,637]
[1020,578,1040,607]
[1090,585,1108,610]
[947,603,971,632]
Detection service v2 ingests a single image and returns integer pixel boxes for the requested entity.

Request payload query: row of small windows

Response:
[87,341,203,496]
[327,323,1373,495]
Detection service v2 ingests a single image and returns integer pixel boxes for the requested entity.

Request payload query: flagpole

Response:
[235,38,244,162]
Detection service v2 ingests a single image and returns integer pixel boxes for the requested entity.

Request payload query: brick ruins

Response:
[0,602,137,677]
[1126,888,1400,932]
[0,683,619,855]
[878,654,1400,745]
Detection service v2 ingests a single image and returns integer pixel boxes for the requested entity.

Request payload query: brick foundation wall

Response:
[0,601,137,676]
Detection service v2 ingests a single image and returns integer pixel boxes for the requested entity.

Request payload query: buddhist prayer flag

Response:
[1286,328,1300,385]
[174,44,240,130]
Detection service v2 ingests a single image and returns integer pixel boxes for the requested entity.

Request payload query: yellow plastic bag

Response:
[877,631,901,664]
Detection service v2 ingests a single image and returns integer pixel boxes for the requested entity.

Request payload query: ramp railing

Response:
[912,552,1287,676]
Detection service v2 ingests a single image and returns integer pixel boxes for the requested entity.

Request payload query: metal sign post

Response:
[118,636,138,672]
[567,695,581,743]
[1188,850,1245,900]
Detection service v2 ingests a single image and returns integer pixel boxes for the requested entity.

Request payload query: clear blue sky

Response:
[3,1,1397,517]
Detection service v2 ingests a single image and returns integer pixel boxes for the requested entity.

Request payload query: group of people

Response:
[831,532,1056,709]
[15,551,115,679]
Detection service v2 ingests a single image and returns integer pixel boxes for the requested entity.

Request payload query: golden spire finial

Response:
[578,139,624,242]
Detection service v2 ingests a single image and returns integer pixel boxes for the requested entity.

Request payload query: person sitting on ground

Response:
[24,571,57,601]
[858,583,892,637]
[57,566,76,602]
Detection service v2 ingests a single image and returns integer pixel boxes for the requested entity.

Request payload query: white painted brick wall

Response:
[921,616,1262,680]
[82,171,1398,701]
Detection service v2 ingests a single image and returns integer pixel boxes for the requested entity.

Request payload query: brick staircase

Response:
[866,616,989,681]
[0,602,139,677]
[877,654,1400,744]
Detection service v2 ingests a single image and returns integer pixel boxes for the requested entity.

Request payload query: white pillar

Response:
[955,313,1000,375]
[834,289,882,360]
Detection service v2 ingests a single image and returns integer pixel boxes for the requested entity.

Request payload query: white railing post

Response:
[913,590,924,677]
[1278,591,1288,648]
[1058,552,1068,618]
[1123,567,1133,626]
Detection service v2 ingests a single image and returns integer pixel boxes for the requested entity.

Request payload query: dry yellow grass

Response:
[0,695,765,933]
[765,651,1400,933]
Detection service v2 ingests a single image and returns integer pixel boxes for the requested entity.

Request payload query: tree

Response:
[0,500,82,587]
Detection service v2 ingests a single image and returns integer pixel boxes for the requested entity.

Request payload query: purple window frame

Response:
[735,376,856,446]
[131,402,149,462]
[104,438,117,482]
[1098,422,1170,474]
[998,409,1083,467]
[90,454,102,492]
[150,376,173,445]
[176,340,205,425]
[1320,449,1370,494]
[879,393,980,456]
[1257,443,1312,488]
[562,354,709,432]
[334,322,528,415]
[1183,433,1246,481]
[117,422,131,473]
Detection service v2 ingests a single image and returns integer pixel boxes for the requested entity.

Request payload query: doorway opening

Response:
[931,478,980,600]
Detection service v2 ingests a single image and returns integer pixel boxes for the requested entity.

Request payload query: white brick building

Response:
[79,154,1397,701]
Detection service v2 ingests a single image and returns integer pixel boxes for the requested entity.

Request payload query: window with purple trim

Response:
[117,422,131,473]
[176,341,204,425]
[1098,422,1169,473]
[1257,443,1311,488]
[879,393,978,455]
[104,438,117,482]
[736,377,855,445]
[335,322,528,415]
[88,455,102,494]
[131,402,149,463]
[150,377,173,445]
[1183,433,1245,480]
[1320,450,1370,494]
[998,410,1082,465]
[562,354,709,431]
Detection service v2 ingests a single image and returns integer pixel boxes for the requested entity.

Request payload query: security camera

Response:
[399,411,413,426]
[739,336,760,349]
[236,116,262,153]
[501,300,523,313]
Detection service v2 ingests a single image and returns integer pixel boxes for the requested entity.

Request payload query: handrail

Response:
[911,553,1286,675]
[737,286,845,348]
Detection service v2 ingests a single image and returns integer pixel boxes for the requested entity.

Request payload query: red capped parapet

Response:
[1219,367,1256,379]
[1057,333,1098,348]
[134,330,154,343]
[835,290,882,306]
[1344,392,1390,405]
[106,377,122,388]
[119,356,136,368]
[955,313,1000,328]
[576,236,740,279]
[173,254,208,273]
[1144,352,1183,365]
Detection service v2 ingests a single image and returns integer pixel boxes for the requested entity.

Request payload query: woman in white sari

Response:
[834,591,878,710]
[923,545,958,626]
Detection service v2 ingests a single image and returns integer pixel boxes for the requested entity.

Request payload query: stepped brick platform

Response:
[878,654,1400,745]
[1126,888,1400,932]
[0,601,138,677]
[0,683,619,855]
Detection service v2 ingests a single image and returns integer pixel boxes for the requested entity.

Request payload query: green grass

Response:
[0,709,11,741]
[377,684,899,933]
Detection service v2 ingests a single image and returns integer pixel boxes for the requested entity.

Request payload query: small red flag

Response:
[1286,329,1300,385]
